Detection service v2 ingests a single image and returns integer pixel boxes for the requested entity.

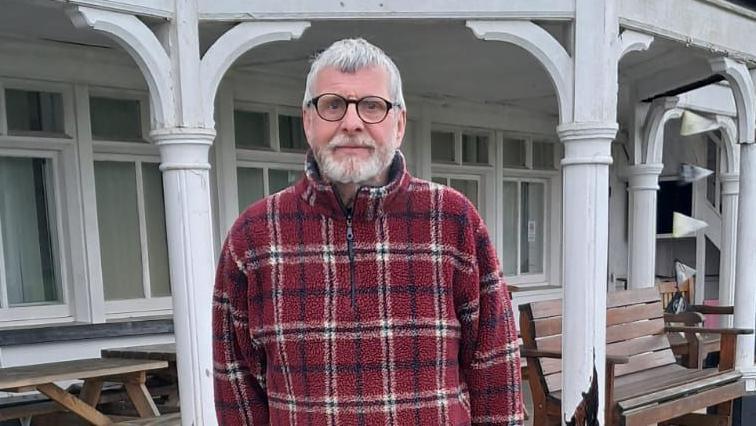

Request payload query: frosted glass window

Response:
[462,134,489,164]
[235,110,269,149]
[269,169,302,194]
[502,138,526,168]
[90,97,143,142]
[279,115,308,151]
[6,89,64,134]
[450,179,479,209]
[520,182,544,274]
[431,131,455,162]
[94,161,145,300]
[533,141,555,170]
[0,157,60,306]
[501,181,518,276]
[237,167,265,211]
[142,163,171,297]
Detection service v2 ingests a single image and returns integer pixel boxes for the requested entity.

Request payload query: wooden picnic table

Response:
[0,357,168,425]
[102,344,179,408]
[101,344,176,363]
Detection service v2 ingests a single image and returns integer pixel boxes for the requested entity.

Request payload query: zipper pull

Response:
[346,216,354,241]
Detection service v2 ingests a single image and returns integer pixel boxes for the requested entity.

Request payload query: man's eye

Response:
[325,101,342,110]
[362,101,380,110]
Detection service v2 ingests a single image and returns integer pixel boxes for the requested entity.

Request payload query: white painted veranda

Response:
[0,0,755,425]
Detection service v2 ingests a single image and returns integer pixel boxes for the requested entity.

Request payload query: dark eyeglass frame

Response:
[306,93,401,124]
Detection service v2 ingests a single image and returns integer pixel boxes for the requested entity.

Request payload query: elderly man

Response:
[213,38,523,425]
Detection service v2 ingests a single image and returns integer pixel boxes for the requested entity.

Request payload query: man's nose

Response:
[340,103,364,133]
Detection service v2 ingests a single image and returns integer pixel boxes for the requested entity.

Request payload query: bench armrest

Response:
[520,347,629,364]
[664,326,754,335]
[664,311,705,325]
[688,305,735,315]
[520,347,562,359]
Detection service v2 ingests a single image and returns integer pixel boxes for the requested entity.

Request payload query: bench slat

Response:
[606,318,665,344]
[607,287,659,308]
[622,381,745,426]
[614,349,677,377]
[618,370,741,410]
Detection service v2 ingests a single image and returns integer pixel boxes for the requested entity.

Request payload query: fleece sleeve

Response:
[458,220,525,425]
[212,238,269,425]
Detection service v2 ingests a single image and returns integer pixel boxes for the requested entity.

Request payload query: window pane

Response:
[6,89,65,134]
[431,131,455,163]
[501,181,518,276]
[533,141,555,170]
[237,167,265,211]
[502,138,526,168]
[450,179,479,209]
[235,110,270,149]
[90,97,143,142]
[431,176,448,185]
[520,182,544,274]
[142,163,171,298]
[94,161,145,300]
[279,115,308,151]
[269,169,302,194]
[0,157,60,306]
[462,134,489,164]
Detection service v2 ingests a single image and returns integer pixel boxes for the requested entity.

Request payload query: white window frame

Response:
[0,78,75,139]
[0,146,74,324]
[430,124,495,167]
[500,176,551,284]
[92,152,172,319]
[88,86,150,144]
[236,160,305,202]
[0,78,79,326]
[497,131,559,286]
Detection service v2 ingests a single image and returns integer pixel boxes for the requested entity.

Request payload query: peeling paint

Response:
[565,353,600,426]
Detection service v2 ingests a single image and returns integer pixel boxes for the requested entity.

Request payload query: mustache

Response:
[325,135,376,151]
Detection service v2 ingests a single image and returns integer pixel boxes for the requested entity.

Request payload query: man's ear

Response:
[394,109,407,149]
[302,107,315,149]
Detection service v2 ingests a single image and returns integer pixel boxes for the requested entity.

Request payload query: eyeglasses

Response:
[306,93,401,124]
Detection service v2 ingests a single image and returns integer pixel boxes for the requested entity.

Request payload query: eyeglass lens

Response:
[315,94,390,123]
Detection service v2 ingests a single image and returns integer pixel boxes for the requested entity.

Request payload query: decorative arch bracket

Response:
[466,20,574,124]
[617,30,654,60]
[710,57,756,144]
[200,21,310,127]
[716,115,740,174]
[66,6,175,128]
[642,97,683,164]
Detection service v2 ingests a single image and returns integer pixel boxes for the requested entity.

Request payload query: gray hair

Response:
[302,38,406,111]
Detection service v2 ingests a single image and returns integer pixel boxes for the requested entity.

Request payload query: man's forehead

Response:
[313,65,391,96]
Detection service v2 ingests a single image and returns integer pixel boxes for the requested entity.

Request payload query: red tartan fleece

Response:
[213,151,524,425]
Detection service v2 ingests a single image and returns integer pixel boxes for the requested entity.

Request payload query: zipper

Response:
[346,212,356,307]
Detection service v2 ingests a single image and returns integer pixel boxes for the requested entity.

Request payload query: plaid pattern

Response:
[213,151,523,425]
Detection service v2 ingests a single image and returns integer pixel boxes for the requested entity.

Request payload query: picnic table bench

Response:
[0,357,168,425]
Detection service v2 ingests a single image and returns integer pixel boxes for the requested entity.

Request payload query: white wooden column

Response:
[626,163,663,288]
[719,173,739,325]
[735,144,756,390]
[151,127,217,423]
[711,60,756,390]
[68,2,308,422]
[558,123,617,424]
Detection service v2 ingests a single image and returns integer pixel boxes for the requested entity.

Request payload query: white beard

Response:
[315,134,396,185]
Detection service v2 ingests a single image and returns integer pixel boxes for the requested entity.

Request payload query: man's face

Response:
[303,66,406,185]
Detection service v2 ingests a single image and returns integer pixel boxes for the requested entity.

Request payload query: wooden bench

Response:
[519,287,752,426]
[657,278,735,368]
[0,357,168,425]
